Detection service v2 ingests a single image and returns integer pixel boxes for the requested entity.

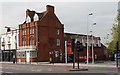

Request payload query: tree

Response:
[107,10,120,53]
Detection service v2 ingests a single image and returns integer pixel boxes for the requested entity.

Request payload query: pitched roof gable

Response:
[36,11,46,20]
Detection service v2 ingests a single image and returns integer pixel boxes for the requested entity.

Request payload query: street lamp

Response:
[5,26,17,64]
[87,12,93,64]
[90,22,96,64]
[107,34,109,44]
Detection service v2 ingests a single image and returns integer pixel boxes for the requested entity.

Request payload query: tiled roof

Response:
[36,11,46,20]
[23,9,46,24]
[64,33,101,40]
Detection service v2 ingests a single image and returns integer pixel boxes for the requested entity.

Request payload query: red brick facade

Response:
[64,33,109,62]
[18,5,64,62]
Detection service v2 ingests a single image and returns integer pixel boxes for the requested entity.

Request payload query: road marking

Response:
[0,71,2,72]
[48,69,52,71]
[5,72,13,73]
[31,70,42,72]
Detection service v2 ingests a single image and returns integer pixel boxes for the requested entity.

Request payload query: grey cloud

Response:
[0,2,118,44]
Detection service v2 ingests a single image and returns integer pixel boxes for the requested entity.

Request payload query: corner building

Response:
[18,5,64,62]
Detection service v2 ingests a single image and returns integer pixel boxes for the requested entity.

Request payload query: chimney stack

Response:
[46,5,54,13]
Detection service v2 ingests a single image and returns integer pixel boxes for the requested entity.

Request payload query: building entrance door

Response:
[26,52,30,63]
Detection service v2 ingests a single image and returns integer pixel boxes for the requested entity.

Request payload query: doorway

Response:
[26,52,30,63]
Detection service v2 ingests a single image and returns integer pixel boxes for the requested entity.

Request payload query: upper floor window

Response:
[97,40,100,44]
[30,39,31,45]
[33,39,34,45]
[33,28,34,34]
[22,30,24,35]
[15,36,16,40]
[57,30,60,35]
[25,40,26,46]
[95,40,97,43]
[25,30,26,35]
[83,39,86,43]
[22,40,24,46]
[30,29,32,34]
[57,39,60,46]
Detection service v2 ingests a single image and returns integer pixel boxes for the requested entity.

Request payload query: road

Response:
[0,62,120,75]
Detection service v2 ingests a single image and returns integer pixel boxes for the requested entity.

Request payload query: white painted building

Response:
[0,37,1,50]
[1,30,19,50]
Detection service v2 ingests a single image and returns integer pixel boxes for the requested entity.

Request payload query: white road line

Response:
[48,69,52,71]
[36,70,42,72]
[0,71,2,72]
[5,72,13,73]
[31,70,42,72]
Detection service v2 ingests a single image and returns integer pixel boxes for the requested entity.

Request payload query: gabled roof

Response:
[23,9,46,24]
[64,33,101,40]
[36,11,46,20]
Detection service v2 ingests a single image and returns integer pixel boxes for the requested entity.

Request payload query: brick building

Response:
[64,33,109,62]
[18,5,64,62]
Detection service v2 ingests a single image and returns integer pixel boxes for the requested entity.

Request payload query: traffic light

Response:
[76,41,83,52]
[71,39,75,52]
[77,41,80,52]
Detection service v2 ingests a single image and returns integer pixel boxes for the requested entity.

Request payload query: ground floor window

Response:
[17,51,26,58]
[17,51,37,58]
[30,51,37,58]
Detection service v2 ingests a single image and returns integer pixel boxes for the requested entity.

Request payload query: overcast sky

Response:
[0,2,118,44]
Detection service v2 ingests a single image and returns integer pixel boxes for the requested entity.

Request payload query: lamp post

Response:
[87,12,93,64]
[5,26,17,64]
[107,34,109,44]
[90,22,96,64]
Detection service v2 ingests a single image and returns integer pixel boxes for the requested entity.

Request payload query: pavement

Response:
[1,61,116,68]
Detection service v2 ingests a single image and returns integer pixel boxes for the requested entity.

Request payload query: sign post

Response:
[65,41,67,63]
[116,41,119,67]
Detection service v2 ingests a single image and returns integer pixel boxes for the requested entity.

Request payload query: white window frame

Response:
[57,30,60,35]
[22,41,24,46]
[25,30,26,35]
[30,29,31,34]
[22,30,24,35]
[33,28,34,34]
[57,39,60,46]
[33,39,34,45]
[25,40,26,46]
[30,39,31,45]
